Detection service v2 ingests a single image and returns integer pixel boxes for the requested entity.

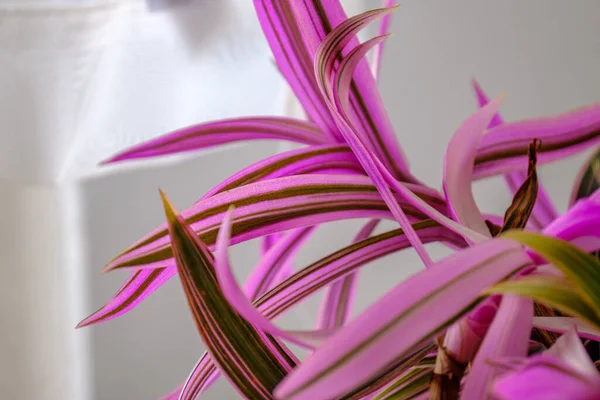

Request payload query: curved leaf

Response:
[293,1,414,181]
[274,239,530,400]
[103,117,327,164]
[443,96,502,236]
[471,79,558,228]
[473,102,600,179]
[253,1,341,140]
[215,208,333,349]
[165,227,313,400]
[201,144,361,199]
[105,174,445,271]
[161,192,297,399]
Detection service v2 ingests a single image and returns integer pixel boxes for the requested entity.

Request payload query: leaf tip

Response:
[159,189,178,223]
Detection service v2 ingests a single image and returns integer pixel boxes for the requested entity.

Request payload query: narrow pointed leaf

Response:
[293,1,414,181]
[165,222,455,400]
[484,275,600,330]
[106,175,445,271]
[252,1,341,141]
[443,96,502,236]
[315,12,436,266]
[104,117,327,164]
[161,192,296,399]
[501,230,600,313]
[322,25,486,245]
[274,239,530,400]
[82,220,462,330]
[371,0,396,80]
[499,139,540,231]
[461,295,533,399]
[201,144,361,199]
[473,102,600,179]
[77,267,176,327]
[472,80,558,228]
[215,208,334,349]
[167,228,312,400]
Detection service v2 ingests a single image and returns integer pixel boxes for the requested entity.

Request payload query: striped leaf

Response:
[253,1,341,141]
[80,219,462,329]
[164,227,313,400]
[105,174,446,271]
[161,191,296,399]
[292,1,414,181]
[473,102,600,179]
[104,116,327,164]
[274,239,531,399]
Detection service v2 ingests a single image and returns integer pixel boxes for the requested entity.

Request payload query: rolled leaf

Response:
[293,1,414,181]
[161,191,296,399]
[473,102,600,179]
[498,139,540,232]
[472,79,558,228]
[103,117,327,164]
[274,239,530,400]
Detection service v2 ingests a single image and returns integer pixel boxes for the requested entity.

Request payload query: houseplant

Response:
[81,2,600,399]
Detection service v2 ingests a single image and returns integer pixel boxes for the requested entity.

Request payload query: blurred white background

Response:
[0,0,599,399]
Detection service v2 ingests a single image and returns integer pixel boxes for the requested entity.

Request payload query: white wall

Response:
[1,1,599,399]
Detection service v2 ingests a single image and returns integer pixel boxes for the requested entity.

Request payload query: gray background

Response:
[80,1,600,399]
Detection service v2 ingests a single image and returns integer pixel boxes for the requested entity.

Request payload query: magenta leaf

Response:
[274,239,530,399]
[103,117,327,164]
[253,1,341,141]
[461,295,533,399]
[474,102,600,179]
[471,79,558,228]
[105,174,445,271]
[161,191,297,399]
